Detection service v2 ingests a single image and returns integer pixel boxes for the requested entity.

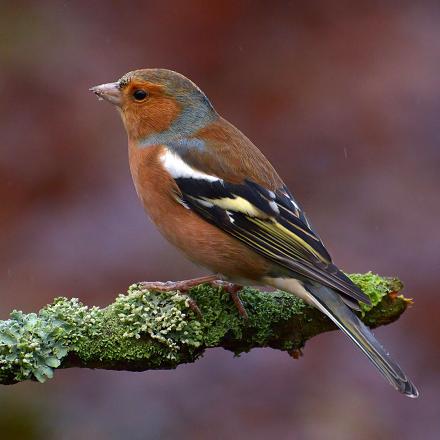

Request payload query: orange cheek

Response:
[122,96,181,140]
[145,97,181,132]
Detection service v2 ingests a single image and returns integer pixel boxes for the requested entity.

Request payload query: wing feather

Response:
[173,175,370,306]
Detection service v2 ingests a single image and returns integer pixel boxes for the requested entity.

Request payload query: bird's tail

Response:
[305,283,419,398]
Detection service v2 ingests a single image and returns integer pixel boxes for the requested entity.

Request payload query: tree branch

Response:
[0,272,412,385]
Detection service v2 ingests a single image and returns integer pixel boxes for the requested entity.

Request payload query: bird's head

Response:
[90,69,217,143]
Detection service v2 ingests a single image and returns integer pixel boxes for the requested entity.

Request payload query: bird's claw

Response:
[211,280,249,320]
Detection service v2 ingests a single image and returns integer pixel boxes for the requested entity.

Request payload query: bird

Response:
[90,68,418,398]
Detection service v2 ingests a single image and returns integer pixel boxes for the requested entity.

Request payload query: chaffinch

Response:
[90,69,418,397]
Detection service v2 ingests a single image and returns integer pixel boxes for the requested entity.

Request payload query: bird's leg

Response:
[211,280,249,320]
[139,275,219,317]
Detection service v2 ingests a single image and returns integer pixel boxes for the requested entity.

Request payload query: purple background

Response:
[1,1,439,438]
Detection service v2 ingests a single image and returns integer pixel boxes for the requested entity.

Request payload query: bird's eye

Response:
[133,89,148,101]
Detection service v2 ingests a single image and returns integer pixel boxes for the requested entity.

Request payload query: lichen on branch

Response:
[0,272,411,385]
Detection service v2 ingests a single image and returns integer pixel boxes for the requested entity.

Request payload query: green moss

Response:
[188,284,244,344]
[239,288,306,343]
[348,272,401,315]
[190,285,307,350]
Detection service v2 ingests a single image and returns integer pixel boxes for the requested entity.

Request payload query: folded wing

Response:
[172,174,371,307]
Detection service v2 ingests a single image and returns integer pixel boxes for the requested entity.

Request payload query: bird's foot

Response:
[211,280,249,320]
[139,275,219,317]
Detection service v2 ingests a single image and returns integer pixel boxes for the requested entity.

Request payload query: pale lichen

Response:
[113,284,204,356]
[0,298,101,383]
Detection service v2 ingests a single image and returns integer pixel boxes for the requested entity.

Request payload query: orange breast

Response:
[128,143,270,282]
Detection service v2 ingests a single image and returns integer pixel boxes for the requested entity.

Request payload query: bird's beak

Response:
[89,82,122,106]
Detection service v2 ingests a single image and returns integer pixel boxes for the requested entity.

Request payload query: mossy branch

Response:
[0,272,412,385]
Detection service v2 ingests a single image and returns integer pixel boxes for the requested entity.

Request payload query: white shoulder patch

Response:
[160,149,220,182]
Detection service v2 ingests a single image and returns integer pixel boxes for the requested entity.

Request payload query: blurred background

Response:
[1,0,439,438]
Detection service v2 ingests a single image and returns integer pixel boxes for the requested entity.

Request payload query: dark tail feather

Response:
[306,283,419,398]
